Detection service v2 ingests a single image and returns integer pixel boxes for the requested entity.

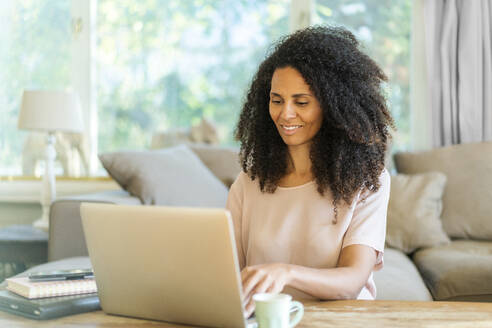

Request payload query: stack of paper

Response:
[6,277,97,299]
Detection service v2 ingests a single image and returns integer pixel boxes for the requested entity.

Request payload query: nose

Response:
[280,101,297,120]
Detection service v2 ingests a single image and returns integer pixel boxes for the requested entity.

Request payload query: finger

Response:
[241,267,256,292]
[242,292,251,307]
[242,271,262,299]
[240,266,256,282]
[243,297,251,308]
[245,298,255,318]
[241,271,258,299]
[269,279,286,294]
[266,281,276,293]
[245,274,272,301]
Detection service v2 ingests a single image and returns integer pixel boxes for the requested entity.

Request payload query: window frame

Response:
[71,0,98,175]
[70,0,314,175]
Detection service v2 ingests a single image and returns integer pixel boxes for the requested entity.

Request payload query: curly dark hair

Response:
[235,25,394,216]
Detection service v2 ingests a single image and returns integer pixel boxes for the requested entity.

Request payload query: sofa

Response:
[33,142,492,301]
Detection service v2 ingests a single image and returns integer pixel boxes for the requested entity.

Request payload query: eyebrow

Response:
[270,92,312,98]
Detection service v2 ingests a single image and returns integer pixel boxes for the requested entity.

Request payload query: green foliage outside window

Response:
[315,0,412,152]
[0,0,412,175]
[0,0,71,175]
[97,0,289,151]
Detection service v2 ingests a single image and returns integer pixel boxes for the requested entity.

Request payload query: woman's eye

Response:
[271,99,281,104]
[297,102,308,106]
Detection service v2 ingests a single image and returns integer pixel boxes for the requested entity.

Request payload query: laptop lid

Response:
[80,203,247,328]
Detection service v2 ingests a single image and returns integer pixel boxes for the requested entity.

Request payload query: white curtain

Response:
[412,0,492,149]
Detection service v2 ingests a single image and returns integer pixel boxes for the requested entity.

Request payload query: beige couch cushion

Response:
[394,142,492,239]
[189,144,241,188]
[373,248,433,301]
[413,240,492,301]
[99,145,228,207]
[386,172,450,254]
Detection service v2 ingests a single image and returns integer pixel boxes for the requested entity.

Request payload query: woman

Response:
[226,26,394,317]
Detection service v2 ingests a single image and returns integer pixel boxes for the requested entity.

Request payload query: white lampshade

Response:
[18,90,84,133]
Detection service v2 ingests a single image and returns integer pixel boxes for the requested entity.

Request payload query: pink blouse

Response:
[226,168,390,300]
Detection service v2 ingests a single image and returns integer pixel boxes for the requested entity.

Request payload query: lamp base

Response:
[32,216,49,232]
[32,184,52,232]
[32,132,56,233]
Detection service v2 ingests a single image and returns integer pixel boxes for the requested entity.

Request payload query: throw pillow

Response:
[99,145,228,207]
[394,142,492,240]
[189,143,241,188]
[386,172,450,254]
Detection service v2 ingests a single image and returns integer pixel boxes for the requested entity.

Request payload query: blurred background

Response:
[0,0,411,177]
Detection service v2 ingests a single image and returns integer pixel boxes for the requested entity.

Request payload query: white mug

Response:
[253,293,304,328]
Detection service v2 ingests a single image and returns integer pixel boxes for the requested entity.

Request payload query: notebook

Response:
[6,277,97,299]
[0,288,100,320]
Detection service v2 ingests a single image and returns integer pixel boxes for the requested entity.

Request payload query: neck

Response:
[287,144,312,177]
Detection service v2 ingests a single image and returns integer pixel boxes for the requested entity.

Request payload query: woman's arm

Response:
[226,174,246,269]
[241,244,378,317]
[288,244,377,299]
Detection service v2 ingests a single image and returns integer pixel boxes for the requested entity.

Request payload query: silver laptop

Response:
[80,202,250,328]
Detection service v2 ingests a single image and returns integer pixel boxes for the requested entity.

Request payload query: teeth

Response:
[282,125,302,130]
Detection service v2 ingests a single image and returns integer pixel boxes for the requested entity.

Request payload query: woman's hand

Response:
[241,263,292,318]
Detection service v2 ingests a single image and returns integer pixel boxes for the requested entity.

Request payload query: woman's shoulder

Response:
[228,171,265,205]
[356,167,391,202]
[380,167,390,182]
[373,167,391,195]
[230,171,259,193]
[370,167,390,194]
[380,167,391,189]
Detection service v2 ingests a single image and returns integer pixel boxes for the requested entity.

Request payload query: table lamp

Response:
[18,90,84,231]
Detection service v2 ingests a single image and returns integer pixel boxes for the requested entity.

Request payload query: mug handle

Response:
[289,301,304,327]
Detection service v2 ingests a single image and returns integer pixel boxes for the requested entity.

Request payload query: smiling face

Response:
[269,66,323,151]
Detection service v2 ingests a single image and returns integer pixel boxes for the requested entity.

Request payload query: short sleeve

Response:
[226,173,246,270]
[342,168,390,270]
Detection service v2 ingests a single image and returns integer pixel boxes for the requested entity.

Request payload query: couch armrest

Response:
[48,190,141,262]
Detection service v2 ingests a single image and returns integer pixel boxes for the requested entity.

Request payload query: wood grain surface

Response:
[1,300,491,328]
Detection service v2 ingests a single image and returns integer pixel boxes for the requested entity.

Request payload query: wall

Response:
[0,178,119,229]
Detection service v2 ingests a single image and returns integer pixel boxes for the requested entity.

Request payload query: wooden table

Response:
[1,300,492,328]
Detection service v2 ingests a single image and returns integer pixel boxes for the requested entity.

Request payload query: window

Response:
[96,0,289,152]
[0,1,71,175]
[314,0,412,151]
[0,0,412,177]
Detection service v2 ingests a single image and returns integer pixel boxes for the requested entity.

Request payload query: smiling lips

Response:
[280,124,303,135]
